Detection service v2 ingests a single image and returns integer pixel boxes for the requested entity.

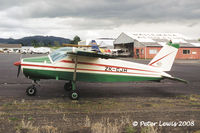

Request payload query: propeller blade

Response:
[14,55,22,78]
[17,64,21,77]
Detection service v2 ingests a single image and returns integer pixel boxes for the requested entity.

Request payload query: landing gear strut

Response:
[26,80,39,96]
[69,56,80,100]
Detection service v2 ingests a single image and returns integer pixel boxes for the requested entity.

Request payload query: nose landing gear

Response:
[26,80,39,96]
[26,85,37,96]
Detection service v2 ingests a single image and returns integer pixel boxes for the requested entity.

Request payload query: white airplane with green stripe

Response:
[14,41,187,100]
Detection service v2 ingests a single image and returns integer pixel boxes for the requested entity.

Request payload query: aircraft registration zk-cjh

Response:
[14,40,187,100]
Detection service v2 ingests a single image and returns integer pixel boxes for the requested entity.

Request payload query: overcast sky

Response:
[0,0,199,39]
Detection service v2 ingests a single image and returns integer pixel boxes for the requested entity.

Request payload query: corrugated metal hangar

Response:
[114,32,200,59]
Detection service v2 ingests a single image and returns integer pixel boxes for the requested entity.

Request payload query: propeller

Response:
[14,54,22,77]
[17,64,21,77]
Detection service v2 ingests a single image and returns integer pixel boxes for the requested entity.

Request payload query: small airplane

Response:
[63,40,112,54]
[14,40,187,100]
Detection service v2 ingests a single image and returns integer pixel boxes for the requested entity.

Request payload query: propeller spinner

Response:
[14,61,21,77]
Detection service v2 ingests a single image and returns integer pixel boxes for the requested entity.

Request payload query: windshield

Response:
[50,47,73,62]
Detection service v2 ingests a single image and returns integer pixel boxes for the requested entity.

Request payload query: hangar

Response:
[114,32,200,59]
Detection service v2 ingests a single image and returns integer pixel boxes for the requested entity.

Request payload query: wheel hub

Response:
[72,93,78,98]
[28,88,35,94]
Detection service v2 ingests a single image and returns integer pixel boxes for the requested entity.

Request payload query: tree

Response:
[54,41,60,47]
[31,40,38,47]
[47,42,52,47]
[38,42,44,47]
[198,38,200,41]
[71,35,81,44]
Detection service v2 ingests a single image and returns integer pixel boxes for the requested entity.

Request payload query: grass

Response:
[28,117,34,121]
[189,102,200,106]
[84,115,91,127]
[1,96,200,117]
[176,94,200,101]
[8,117,19,121]
[0,96,200,132]
[1,96,200,115]
[1,98,125,113]
[193,130,200,133]
[16,119,58,133]
[0,111,6,116]
[141,126,158,133]
[189,95,200,102]
[125,125,137,133]
[90,117,123,133]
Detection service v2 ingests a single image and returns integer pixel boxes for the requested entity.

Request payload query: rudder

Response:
[148,42,179,71]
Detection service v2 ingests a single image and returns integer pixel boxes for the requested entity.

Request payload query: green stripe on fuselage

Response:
[23,68,161,82]
[23,56,51,63]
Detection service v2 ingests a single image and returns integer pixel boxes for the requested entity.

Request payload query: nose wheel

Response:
[26,85,37,96]
[26,80,39,96]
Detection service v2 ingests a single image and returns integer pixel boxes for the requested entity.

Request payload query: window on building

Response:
[183,50,190,54]
[141,49,144,55]
[149,49,157,54]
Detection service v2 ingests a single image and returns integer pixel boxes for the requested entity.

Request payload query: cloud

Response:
[0,0,200,39]
[2,0,200,20]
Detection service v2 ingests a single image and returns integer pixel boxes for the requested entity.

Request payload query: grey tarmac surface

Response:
[0,53,200,99]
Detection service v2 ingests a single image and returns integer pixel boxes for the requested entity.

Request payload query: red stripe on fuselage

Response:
[60,60,159,73]
[21,63,74,70]
[21,63,160,76]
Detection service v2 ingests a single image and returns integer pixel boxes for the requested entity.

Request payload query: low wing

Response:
[68,50,116,59]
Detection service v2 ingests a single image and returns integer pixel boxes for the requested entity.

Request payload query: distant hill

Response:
[0,36,71,46]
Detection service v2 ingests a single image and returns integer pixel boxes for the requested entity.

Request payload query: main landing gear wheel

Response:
[26,85,37,96]
[64,81,72,91]
[69,91,79,100]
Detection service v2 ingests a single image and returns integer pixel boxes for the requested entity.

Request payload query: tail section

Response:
[148,42,179,71]
[89,40,102,53]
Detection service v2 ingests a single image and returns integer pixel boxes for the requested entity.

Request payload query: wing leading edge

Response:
[68,51,117,59]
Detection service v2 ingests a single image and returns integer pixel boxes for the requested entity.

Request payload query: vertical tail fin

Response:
[148,42,179,71]
[89,40,103,53]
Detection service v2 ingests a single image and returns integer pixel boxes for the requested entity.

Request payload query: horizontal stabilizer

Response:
[163,76,188,84]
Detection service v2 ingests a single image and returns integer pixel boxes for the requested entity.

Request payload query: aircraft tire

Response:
[26,85,37,96]
[69,91,79,100]
[64,82,72,91]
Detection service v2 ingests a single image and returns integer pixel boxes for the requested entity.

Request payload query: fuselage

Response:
[20,55,167,82]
